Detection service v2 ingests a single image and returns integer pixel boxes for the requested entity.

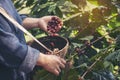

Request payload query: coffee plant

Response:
[13,0,120,80]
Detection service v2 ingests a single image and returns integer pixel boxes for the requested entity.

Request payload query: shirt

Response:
[0,0,40,80]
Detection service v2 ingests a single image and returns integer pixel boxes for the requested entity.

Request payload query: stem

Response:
[106,13,118,21]
[63,13,81,22]
[74,24,89,38]
[80,56,101,79]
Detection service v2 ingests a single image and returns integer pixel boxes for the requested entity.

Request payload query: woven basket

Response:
[29,36,69,57]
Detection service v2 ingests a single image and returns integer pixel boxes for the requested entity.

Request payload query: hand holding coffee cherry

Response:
[47,16,63,34]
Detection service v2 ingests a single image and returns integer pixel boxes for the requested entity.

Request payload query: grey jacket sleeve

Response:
[19,46,40,73]
[0,14,40,73]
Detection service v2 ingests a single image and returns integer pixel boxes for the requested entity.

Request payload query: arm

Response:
[19,14,39,29]
[22,17,39,29]
[22,16,63,35]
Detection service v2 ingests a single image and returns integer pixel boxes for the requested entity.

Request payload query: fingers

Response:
[40,54,66,76]
[58,61,65,69]
[53,64,62,76]
[54,68,60,76]
[48,33,59,36]
[58,58,66,69]
[60,58,66,65]
[51,57,66,76]
[56,65,61,73]
[50,65,61,76]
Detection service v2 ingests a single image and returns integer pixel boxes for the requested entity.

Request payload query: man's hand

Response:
[38,16,63,35]
[22,16,63,35]
[36,53,66,76]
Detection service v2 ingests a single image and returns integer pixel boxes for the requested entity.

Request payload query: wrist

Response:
[36,53,46,66]
[37,18,48,32]
[22,18,40,29]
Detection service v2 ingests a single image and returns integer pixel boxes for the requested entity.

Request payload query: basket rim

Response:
[40,36,69,53]
[28,36,69,54]
[53,36,69,54]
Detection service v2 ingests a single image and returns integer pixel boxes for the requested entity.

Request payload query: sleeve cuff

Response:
[19,46,40,73]
[20,14,28,20]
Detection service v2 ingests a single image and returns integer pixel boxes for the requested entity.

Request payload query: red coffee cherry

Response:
[47,17,62,33]
[50,42,55,47]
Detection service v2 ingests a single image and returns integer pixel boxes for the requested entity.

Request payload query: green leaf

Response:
[92,70,115,80]
[80,36,94,41]
[48,4,57,13]
[103,61,114,72]
[105,49,120,65]
[38,0,48,4]
[62,69,79,80]
[38,6,49,17]
[26,0,34,7]
[115,35,120,50]
[33,69,57,80]
[55,6,63,18]
[71,42,83,48]
[73,63,88,69]
[56,0,66,6]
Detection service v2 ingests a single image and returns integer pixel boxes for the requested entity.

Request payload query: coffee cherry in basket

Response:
[47,17,62,33]
[50,42,55,47]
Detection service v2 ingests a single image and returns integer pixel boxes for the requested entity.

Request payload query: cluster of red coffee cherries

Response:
[47,17,62,33]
